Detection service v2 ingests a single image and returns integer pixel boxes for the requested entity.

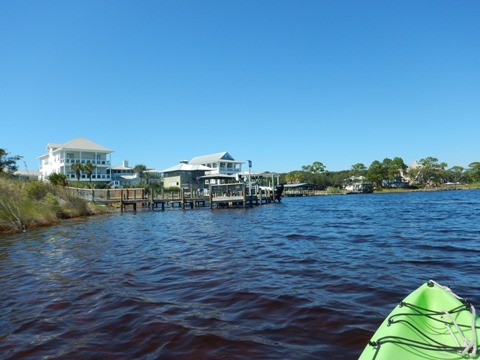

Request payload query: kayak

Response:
[359,280,480,359]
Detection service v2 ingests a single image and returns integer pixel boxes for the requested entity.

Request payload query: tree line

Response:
[280,157,480,190]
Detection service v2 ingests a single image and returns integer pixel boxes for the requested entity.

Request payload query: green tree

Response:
[350,163,367,177]
[285,171,303,184]
[133,164,148,184]
[446,166,465,184]
[83,162,96,185]
[0,148,22,175]
[416,157,447,186]
[328,170,350,188]
[389,157,407,179]
[467,162,480,183]
[70,163,84,183]
[48,173,68,186]
[301,161,326,174]
[366,160,386,188]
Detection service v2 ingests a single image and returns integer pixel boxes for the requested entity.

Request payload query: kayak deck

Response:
[359,281,480,359]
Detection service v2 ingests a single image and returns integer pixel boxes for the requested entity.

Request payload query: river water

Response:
[1,190,480,359]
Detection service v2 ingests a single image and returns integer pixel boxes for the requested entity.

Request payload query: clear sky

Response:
[1,1,479,174]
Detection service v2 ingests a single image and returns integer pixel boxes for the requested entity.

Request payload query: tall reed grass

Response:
[0,177,104,233]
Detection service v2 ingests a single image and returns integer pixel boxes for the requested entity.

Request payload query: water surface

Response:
[1,190,479,359]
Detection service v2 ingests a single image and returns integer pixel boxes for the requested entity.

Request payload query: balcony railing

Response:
[62,158,110,166]
[67,173,111,180]
[219,166,241,174]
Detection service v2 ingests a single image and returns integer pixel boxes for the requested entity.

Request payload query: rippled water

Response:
[1,190,480,359]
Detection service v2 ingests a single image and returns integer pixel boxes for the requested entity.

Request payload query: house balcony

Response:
[219,165,241,174]
[67,172,112,181]
[62,158,111,166]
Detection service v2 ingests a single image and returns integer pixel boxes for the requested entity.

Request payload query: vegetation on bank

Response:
[0,177,111,234]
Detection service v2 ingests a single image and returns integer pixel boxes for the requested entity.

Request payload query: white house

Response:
[189,152,243,176]
[159,152,244,189]
[38,137,113,183]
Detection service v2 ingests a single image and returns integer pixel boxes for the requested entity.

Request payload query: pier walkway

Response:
[67,183,279,212]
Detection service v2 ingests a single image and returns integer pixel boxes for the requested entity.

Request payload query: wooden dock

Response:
[66,183,279,212]
[118,183,276,211]
[120,190,209,212]
[150,197,208,210]
[209,183,276,208]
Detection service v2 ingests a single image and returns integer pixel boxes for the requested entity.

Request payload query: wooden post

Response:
[209,185,213,209]
[243,184,246,208]
[181,188,184,209]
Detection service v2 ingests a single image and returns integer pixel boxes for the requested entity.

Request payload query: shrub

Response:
[326,187,342,194]
[23,181,50,201]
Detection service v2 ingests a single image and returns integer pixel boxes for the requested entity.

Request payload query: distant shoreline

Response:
[283,184,480,197]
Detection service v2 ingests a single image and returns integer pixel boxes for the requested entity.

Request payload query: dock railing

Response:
[65,187,147,204]
[65,183,275,211]
[209,183,246,198]
[208,183,271,208]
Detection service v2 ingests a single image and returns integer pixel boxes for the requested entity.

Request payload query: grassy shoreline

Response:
[0,177,113,234]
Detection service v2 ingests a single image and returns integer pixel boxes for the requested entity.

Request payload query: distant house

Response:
[38,137,113,183]
[344,176,374,193]
[160,152,244,189]
[382,176,409,189]
[111,160,140,187]
[189,152,243,176]
[159,160,212,189]
[14,169,40,181]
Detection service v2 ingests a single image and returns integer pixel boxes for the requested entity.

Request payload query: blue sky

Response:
[1,1,479,173]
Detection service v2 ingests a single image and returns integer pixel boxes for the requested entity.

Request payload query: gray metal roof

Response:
[158,162,212,173]
[111,164,133,170]
[189,152,242,165]
[198,174,237,179]
[284,183,314,188]
[48,137,112,152]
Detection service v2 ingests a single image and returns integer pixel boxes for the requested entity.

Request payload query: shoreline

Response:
[284,184,480,197]
[2,184,479,235]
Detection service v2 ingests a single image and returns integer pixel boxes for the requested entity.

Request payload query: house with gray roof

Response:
[159,152,244,189]
[110,160,143,187]
[189,152,243,175]
[38,137,113,183]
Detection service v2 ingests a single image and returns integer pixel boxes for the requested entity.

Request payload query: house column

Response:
[108,153,112,180]
[94,151,98,179]
[62,150,66,175]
